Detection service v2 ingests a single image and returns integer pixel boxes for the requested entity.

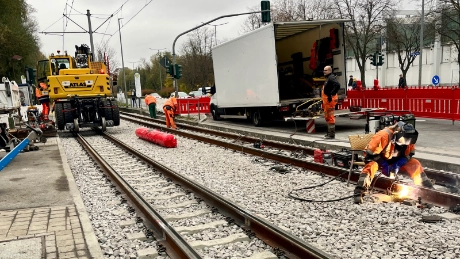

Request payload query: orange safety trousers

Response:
[163,107,177,129]
[362,158,425,186]
[321,90,338,124]
[42,102,50,116]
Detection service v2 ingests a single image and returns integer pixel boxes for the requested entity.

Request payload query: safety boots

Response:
[324,124,336,139]
[420,172,434,189]
[354,173,371,204]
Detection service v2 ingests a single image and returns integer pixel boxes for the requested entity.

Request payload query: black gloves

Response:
[327,96,332,103]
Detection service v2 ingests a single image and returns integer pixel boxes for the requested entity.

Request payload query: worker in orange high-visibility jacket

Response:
[354,122,433,204]
[144,94,157,118]
[322,65,340,139]
[36,82,50,121]
[163,97,178,129]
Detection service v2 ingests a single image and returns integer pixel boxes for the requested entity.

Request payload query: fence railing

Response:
[339,86,460,123]
[177,97,211,116]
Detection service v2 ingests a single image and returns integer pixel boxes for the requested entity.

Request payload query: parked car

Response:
[150,93,162,99]
[170,92,190,98]
[189,90,207,98]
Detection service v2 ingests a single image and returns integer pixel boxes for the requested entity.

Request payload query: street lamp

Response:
[204,22,228,46]
[149,48,167,90]
[127,61,141,71]
[117,18,128,107]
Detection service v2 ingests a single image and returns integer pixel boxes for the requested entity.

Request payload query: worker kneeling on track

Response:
[354,121,434,204]
[163,97,178,130]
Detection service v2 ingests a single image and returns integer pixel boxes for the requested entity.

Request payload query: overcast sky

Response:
[30,0,263,69]
[30,0,416,69]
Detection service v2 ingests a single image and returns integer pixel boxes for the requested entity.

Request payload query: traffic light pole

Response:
[171,10,269,98]
[376,63,379,80]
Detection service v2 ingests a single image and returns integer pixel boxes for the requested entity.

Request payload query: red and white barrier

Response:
[306,119,315,133]
[135,127,177,148]
[343,86,460,122]
[177,97,211,115]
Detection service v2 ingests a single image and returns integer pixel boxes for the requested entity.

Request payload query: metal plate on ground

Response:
[0,237,43,259]
[421,215,443,223]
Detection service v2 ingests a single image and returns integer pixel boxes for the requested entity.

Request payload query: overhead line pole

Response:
[418,0,425,86]
[86,10,95,60]
[118,18,128,107]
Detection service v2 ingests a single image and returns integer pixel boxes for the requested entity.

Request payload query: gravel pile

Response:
[108,120,460,259]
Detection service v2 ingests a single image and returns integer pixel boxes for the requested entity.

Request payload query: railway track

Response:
[120,112,460,209]
[76,130,331,259]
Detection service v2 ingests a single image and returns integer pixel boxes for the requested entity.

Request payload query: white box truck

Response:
[210,19,350,126]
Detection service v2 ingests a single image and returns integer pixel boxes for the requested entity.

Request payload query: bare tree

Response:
[240,5,265,33]
[276,0,337,21]
[240,0,337,33]
[431,1,460,80]
[334,0,396,87]
[179,28,214,91]
[96,41,120,75]
[385,15,434,81]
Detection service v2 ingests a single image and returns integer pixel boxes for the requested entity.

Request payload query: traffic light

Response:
[261,1,271,23]
[166,64,174,76]
[370,53,377,66]
[378,53,385,66]
[175,64,182,79]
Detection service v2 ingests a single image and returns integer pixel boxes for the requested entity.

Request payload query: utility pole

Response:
[118,18,128,107]
[158,51,162,90]
[208,22,228,46]
[418,0,425,86]
[149,48,166,90]
[86,10,95,60]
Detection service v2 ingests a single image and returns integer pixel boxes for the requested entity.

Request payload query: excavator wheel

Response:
[55,102,74,130]
[103,100,120,126]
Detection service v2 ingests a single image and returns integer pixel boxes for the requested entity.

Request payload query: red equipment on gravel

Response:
[135,127,177,148]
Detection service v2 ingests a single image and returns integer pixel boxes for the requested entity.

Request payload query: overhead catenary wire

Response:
[105,0,153,42]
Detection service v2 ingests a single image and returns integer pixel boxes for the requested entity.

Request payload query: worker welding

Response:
[353,120,434,204]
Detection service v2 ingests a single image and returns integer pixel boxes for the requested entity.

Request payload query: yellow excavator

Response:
[36,44,119,132]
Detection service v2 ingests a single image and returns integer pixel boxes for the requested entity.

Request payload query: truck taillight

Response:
[99,86,104,92]
[100,69,104,74]
[280,106,289,112]
[54,88,58,94]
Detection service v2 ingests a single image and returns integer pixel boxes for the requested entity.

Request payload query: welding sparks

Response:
[398,185,410,199]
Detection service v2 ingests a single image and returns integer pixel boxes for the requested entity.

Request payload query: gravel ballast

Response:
[106,120,460,259]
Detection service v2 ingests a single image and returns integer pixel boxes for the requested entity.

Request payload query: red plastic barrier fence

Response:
[344,86,460,122]
[135,127,177,148]
[177,97,210,115]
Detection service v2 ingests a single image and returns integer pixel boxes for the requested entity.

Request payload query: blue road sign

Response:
[409,51,421,57]
[432,75,440,86]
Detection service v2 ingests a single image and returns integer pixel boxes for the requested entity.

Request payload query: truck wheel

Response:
[252,110,263,127]
[55,103,65,130]
[211,105,221,121]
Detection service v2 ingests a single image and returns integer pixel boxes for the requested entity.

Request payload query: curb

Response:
[56,136,104,259]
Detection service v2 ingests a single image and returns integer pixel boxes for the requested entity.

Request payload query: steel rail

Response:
[120,112,460,189]
[101,131,331,259]
[120,114,460,209]
[76,133,202,259]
